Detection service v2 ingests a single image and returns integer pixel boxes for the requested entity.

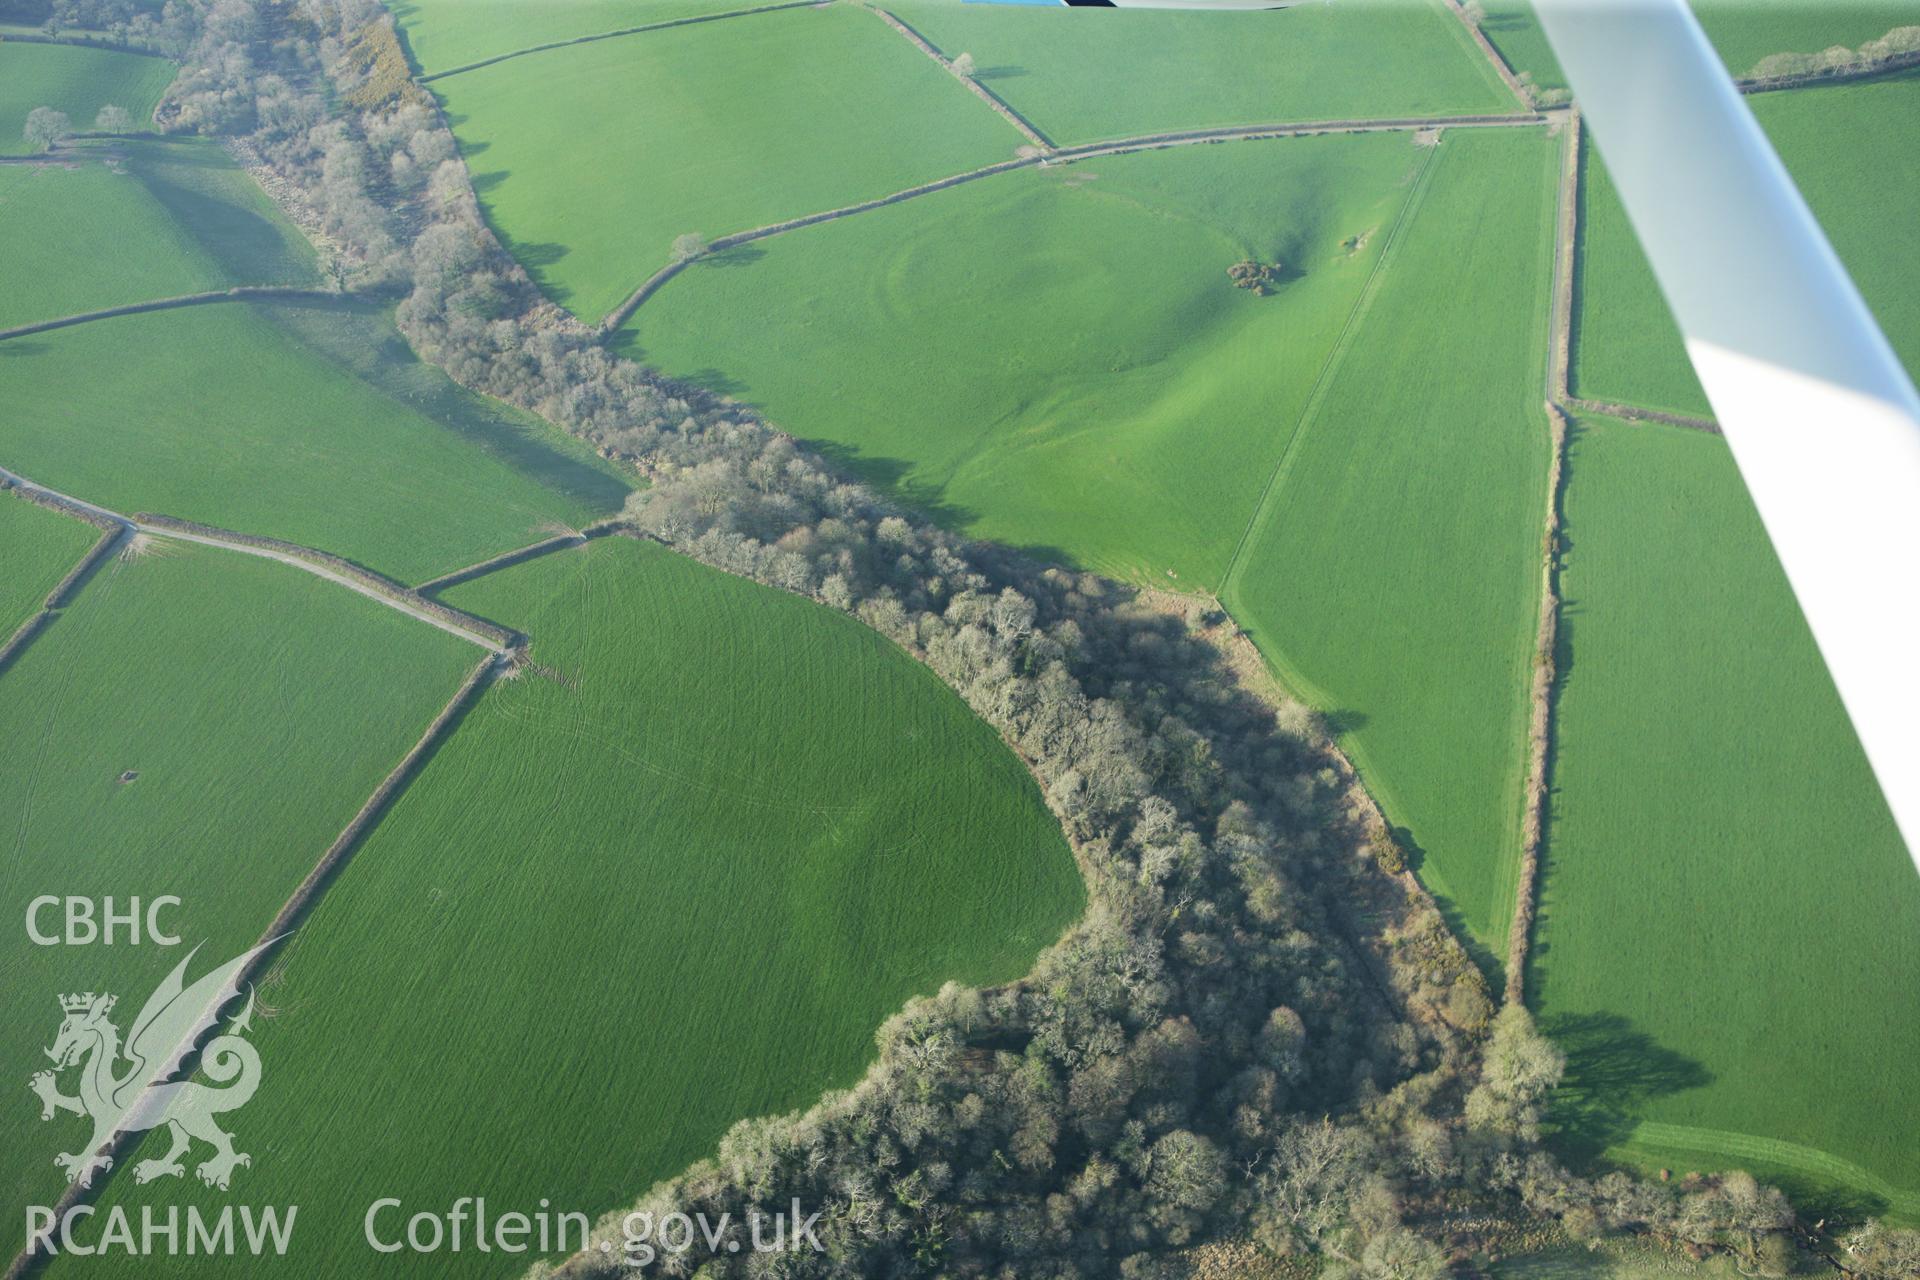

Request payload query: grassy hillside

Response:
[0,138,315,330]
[0,301,628,582]
[391,0,768,76]
[0,41,173,155]
[1573,74,1920,416]
[64,536,1084,1277]
[890,0,1516,145]
[431,2,1024,322]
[0,542,474,1250]
[1535,419,1920,1222]
[1475,0,1920,93]
[1224,127,1558,965]
[625,132,1425,585]
[0,493,97,636]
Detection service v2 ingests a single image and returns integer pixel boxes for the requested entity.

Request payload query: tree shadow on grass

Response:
[255,296,632,519]
[1540,1010,1712,1167]
[975,65,1027,82]
[701,244,766,270]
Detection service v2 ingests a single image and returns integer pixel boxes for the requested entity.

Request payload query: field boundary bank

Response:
[414,531,590,593]
[1566,396,1721,434]
[415,0,818,82]
[868,5,1055,151]
[1506,403,1567,1005]
[1442,0,1538,109]
[2,652,503,1280]
[0,515,124,678]
[0,464,515,650]
[0,29,166,55]
[600,112,1543,331]
[1506,113,1581,1006]
[0,286,347,343]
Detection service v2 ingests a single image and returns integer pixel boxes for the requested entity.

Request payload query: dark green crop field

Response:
[0,494,96,637]
[1573,73,1920,417]
[58,535,1084,1277]
[1534,418,1920,1221]
[0,542,474,1254]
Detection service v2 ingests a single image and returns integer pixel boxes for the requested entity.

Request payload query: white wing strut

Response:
[1533,0,1920,869]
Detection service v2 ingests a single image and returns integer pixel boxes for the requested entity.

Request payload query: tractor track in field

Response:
[599,110,1544,332]
[0,464,515,652]
[0,286,351,343]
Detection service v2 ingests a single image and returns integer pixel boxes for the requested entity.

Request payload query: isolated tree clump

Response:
[951,50,976,78]
[670,232,709,263]
[1228,258,1284,296]
[22,106,72,152]
[93,103,134,133]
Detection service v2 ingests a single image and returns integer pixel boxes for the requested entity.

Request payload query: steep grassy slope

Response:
[0,494,98,637]
[0,41,173,155]
[1224,127,1558,966]
[889,0,1516,144]
[431,2,1024,321]
[625,132,1426,585]
[0,138,315,329]
[0,542,474,1253]
[1535,419,1920,1221]
[63,536,1084,1277]
[0,301,627,582]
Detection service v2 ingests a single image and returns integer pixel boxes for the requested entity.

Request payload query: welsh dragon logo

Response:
[29,941,275,1192]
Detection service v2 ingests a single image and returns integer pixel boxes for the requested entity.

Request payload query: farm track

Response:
[600,111,1544,331]
[0,286,349,343]
[413,0,821,82]
[0,464,514,652]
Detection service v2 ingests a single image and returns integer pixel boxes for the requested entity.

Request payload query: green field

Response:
[1476,0,1920,92]
[0,138,316,330]
[1224,127,1558,964]
[892,0,1515,145]
[0,541,475,1253]
[1534,418,1920,1221]
[626,132,1425,584]
[1573,74,1920,416]
[391,0,769,76]
[0,301,629,583]
[56,535,1084,1277]
[430,2,1024,322]
[1568,138,1711,417]
[0,494,97,637]
[0,41,174,155]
